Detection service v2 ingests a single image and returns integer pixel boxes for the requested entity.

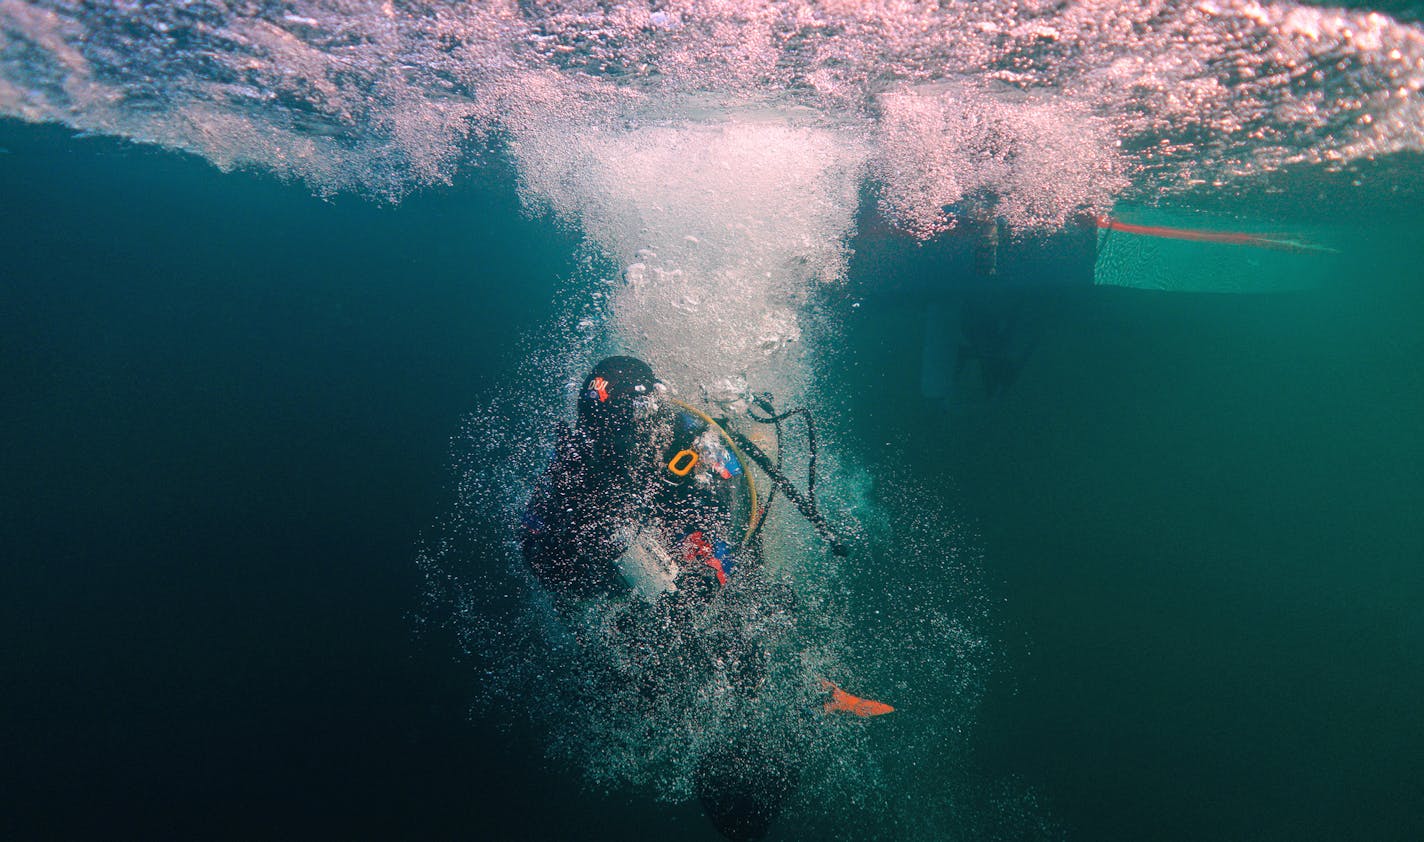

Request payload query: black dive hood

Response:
[577,356,658,464]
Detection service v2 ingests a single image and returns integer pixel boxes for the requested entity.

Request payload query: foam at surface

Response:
[4,1,1422,226]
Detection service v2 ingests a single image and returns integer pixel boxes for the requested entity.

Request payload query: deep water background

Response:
[0,121,708,839]
[3,118,1422,840]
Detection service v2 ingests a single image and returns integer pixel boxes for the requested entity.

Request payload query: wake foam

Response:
[4,1,1422,224]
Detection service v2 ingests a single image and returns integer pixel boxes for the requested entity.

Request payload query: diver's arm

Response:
[520,425,629,601]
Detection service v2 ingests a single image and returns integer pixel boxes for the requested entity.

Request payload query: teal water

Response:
[5,116,1420,840]
[837,251,1424,839]
[4,2,1424,839]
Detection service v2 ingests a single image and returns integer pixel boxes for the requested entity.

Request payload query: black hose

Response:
[741,398,782,549]
[731,394,846,557]
[748,394,817,497]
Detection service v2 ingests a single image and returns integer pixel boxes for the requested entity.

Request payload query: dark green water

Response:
[3,117,1422,840]
[836,202,1424,838]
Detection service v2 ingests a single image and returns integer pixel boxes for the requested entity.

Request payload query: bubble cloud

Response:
[3,1,1421,224]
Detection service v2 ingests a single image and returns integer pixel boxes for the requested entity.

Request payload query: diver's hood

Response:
[577,356,658,463]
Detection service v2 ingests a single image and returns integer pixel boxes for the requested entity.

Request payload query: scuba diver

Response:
[520,356,891,840]
[520,356,751,604]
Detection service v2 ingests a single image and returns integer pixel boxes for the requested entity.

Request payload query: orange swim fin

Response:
[820,679,895,717]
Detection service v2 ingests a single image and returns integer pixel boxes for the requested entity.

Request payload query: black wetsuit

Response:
[518,358,797,841]
[520,399,753,604]
[520,421,640,599]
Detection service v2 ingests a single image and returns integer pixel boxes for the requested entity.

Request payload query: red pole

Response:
[1095,216,1330,253]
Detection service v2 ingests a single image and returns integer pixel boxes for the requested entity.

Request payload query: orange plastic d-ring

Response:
[667,449,699,477]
